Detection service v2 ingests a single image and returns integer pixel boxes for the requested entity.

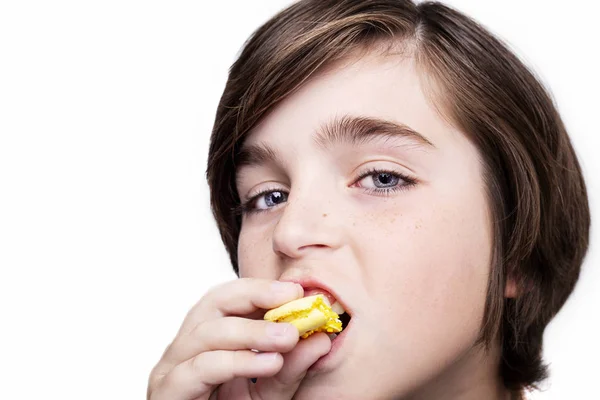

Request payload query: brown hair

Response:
[205,0,590,394]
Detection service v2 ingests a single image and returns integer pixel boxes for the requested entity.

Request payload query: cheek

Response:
[237,225,273,278]
[362,186,492,357]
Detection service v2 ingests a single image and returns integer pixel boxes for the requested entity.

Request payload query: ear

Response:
[504,276,518,298]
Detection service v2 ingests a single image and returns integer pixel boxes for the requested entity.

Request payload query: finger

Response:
[151,350,283,400]
[164,317,299,365]
[149,279,303,397]
[252,333,332,399]
[179,278,303,335]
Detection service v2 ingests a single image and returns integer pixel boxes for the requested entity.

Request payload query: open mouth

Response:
[330,296,351,330]
[339,311,351,330]
[327,306,351,340]
[301,287,352,340]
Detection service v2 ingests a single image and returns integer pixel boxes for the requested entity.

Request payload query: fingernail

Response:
[255,352,279,362]
[271,281,300,294]
[266,322,290,337]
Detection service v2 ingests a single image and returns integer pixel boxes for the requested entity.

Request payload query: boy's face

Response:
[235,53,502,398]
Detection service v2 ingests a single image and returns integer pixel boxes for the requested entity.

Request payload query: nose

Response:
[271,183,343,260]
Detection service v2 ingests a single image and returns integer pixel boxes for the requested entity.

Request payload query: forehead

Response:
[243,55,446,153]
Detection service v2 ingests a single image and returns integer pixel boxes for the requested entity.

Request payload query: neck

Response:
[402,341,513,400]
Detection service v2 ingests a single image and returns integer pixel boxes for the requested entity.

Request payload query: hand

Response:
[147,278,333,400]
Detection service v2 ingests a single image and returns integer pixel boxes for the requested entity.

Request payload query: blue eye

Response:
[232,187,287,216]
[358,170,400,188]
[258,190,287,208]
[233,167,417,216]
[353,167,416,196]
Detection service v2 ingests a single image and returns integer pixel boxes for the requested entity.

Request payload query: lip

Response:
[279,276,353,317]
[306,315,353,374]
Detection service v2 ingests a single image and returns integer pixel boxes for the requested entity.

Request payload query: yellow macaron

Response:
[264,294,342,339]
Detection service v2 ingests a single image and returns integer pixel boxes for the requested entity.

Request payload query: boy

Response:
[148,1,590,398]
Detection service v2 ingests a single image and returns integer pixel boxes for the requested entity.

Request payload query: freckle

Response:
[323,213,328,217]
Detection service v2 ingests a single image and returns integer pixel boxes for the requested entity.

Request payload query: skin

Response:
[235,52,513,399]
[147,51,516,400]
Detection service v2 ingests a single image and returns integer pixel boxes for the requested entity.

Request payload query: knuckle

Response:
[190,352,206,375]
[157,365,182,396]
[188,319,209,339]
[250,319,270,338]
[232,349,252,374]
[146,375,165,400]
[148,361,172,389]
[146,369,160,396]
[227,350,239,371]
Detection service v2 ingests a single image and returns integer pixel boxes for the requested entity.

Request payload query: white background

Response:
[0,1,598,399]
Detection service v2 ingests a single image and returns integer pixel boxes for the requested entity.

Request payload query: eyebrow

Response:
[234,114,435,172]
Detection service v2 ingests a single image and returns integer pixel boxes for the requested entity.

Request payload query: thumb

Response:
[251,333,332,400]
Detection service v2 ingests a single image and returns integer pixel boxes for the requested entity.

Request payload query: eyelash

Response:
[232,167,417,217]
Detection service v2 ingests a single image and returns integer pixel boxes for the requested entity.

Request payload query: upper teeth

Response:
[332,301,346,315]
